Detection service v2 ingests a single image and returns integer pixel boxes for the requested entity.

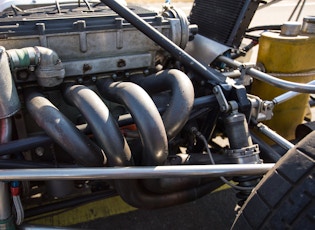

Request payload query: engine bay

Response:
[0,0,315,229]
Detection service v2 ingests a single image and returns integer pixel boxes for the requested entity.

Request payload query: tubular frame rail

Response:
[0,164,275,181]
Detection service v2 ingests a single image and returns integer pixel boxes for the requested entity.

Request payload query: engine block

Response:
[0,3,188,84]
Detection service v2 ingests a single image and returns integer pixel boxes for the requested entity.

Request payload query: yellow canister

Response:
[251,19,315,141]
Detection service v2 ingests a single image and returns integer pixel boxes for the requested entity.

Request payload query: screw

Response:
[112,73,117,80]
[77,77,83,84]
[117,59,126,68]
[28,66,35,72]
[35,147,45,157]
[143,69,149,75]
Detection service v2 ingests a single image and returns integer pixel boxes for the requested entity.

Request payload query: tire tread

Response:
[232,131,315,230]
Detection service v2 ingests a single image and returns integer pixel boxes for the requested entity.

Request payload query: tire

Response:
[232,131,315,230]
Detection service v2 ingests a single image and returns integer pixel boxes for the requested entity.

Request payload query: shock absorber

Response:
[223,101,262,206]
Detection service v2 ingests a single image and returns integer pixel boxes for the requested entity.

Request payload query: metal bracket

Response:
[248,95,274,122]
[260,100,274,121]
[237,62,256,86]
[213,85,230,112]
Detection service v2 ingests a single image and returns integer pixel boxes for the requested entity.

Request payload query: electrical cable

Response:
[246,24,281,32]
[191,127,254,191]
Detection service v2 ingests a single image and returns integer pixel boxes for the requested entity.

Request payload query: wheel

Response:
[232,131,315,229]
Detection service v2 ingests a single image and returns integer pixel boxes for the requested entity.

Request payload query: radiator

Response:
[189,0,260,48]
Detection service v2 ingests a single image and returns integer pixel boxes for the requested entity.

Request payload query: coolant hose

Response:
[63,85,132,166]
[6,46,65,87]
[97,79,168,166]
[130,69,194,140]
[24,89,106,167]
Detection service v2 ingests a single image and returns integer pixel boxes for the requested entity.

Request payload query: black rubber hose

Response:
[130,69,194,140]
[63,85,132,167]
[246,25,281,32]
[97,79,168,166]
[24,89,105,167]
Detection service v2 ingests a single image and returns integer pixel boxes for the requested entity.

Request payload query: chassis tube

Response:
[257,123,294,150]
[0,135,51,156]
[0,164,274,181]
[100,0,225,84]
[218,55,315,93]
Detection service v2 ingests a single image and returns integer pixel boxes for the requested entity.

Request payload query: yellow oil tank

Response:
[251,17,315,141]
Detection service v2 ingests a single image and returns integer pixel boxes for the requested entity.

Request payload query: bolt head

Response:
[35,147,45,156]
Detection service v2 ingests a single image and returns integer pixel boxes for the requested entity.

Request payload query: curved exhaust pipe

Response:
[130,69,194,140]
[24,89,105,167]
[0,46,20,119]
[0,118,13,221]
[115,179,223,209]
[63,85,133,167]
[96,79,168,166]
[95,77,221,208]
[128,69,202,193]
